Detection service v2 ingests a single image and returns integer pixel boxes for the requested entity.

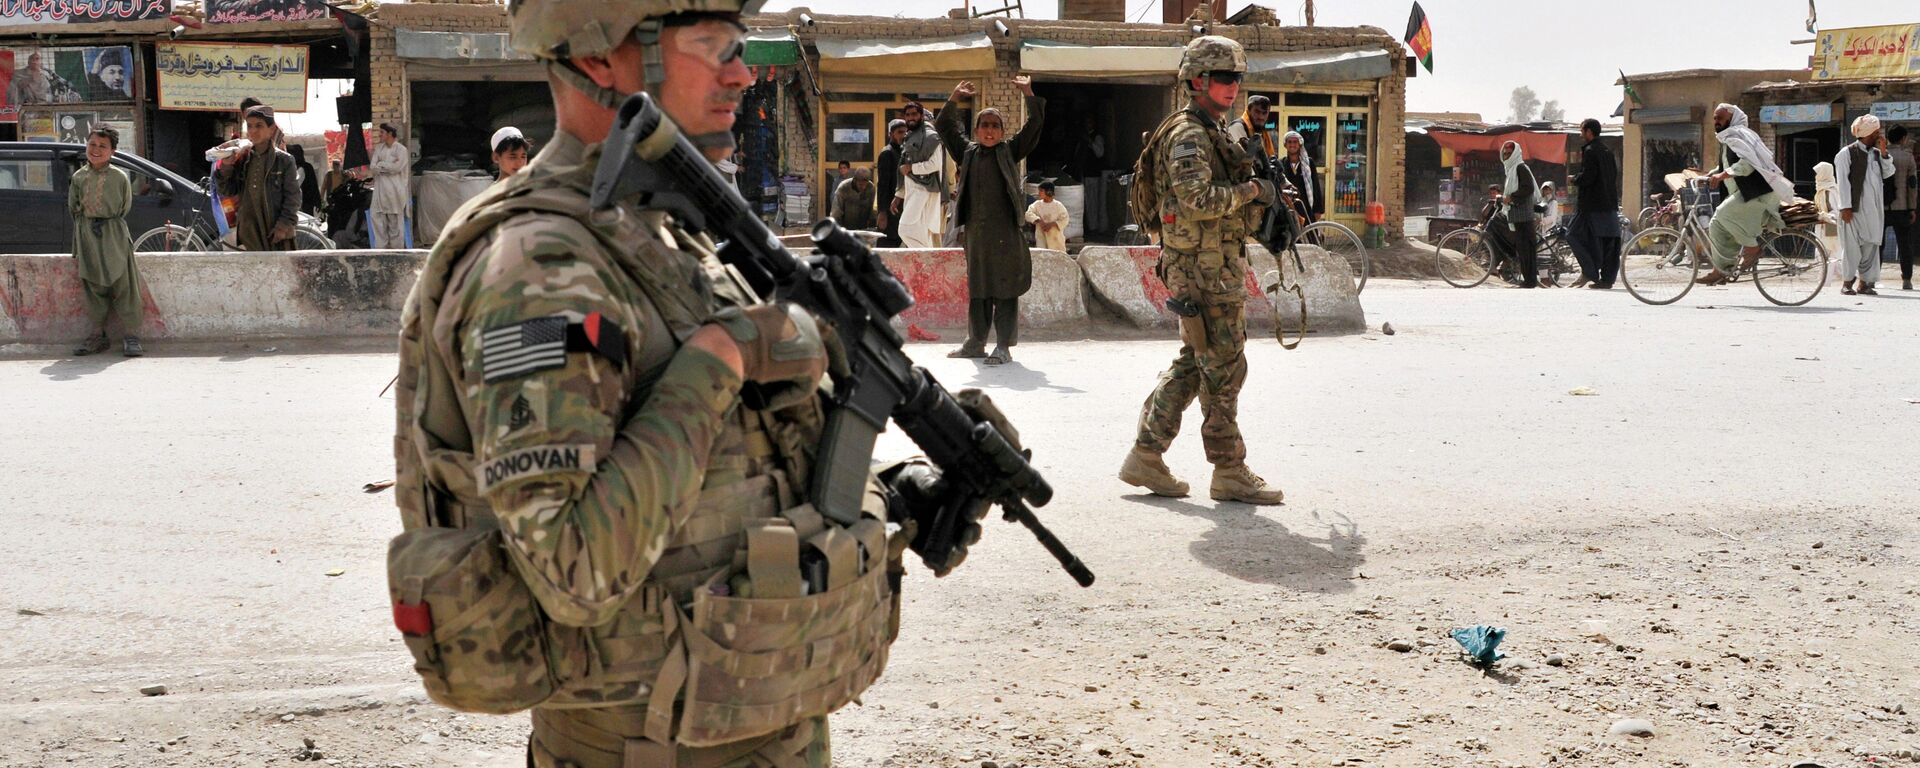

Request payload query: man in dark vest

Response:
[1568,118,1620,288]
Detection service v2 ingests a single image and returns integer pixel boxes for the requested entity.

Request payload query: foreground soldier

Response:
[389,1,952,765]
[1119,36,1284,505]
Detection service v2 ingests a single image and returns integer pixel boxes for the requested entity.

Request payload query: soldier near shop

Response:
[1118,35,1285,506]
[386,1,963,765]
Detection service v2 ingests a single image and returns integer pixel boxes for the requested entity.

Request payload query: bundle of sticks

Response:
[1779,198,1822,229]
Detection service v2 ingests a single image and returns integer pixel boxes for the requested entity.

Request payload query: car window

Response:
[113,160,162,197]
[0,157,54,192]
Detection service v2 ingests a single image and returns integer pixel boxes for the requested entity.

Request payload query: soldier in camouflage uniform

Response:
[1118,36,1286,506]
[387,0,957,765]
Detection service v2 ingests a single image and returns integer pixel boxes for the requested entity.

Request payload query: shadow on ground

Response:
[39,355,130,381]
[1128,494,1366,593]
[960,359,1086,394]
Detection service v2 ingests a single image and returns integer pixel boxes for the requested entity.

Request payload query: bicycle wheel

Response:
[1297,220,1368,293]
[133,224,207,252]
[1634,207,1658,233]
[1544,240,1581,286]
[1434,227,1493,288]
[1619,226,1697,305]
[294,226,334,250]
[1751,229,1828,306]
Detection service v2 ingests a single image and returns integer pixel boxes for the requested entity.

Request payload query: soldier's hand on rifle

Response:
[953,80,979,100]
[1239,177,1277,206]
[1012,75,1034,97]
[705,303,843,411]
[881,460,984,572]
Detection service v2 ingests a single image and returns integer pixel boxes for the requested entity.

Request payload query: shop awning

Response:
[815,33,995,76]
[396,29,543,81]
[1017,40,1183,78]
[1423,129,1570,165]
[395,30,529,61]
[745,30,799,67]
[1629,106,1702,125]
[1244,46,1392,86]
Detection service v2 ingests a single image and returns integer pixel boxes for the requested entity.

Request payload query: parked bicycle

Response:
[1635,192,1680,233]
[133,178,332,252]
[1617,180,1827,306]
[1432,220,1579,289]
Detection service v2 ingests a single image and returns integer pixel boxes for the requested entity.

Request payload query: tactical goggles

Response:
[1205,70,1242,84]
[655,19,746,68]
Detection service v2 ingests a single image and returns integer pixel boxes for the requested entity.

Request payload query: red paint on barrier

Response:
[879,249,970,329]
[1122,246,1268,322]
[1,257,168,344]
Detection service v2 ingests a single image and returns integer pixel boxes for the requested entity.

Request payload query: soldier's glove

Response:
[878,459,986,575]
[1240,177,1278,207]
[707,303,842,411]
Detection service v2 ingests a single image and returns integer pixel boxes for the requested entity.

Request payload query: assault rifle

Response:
[590,93,1093,588]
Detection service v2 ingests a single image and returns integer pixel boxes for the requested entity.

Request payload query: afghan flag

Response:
[1404,2,1433,73]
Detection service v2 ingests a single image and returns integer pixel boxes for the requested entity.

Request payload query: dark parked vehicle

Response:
[0,142,209,254]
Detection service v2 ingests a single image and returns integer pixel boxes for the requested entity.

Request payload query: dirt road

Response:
[3,280,1914,767]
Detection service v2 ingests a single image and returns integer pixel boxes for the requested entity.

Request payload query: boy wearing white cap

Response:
[1834,115,1894,295]
[490,127,531,181]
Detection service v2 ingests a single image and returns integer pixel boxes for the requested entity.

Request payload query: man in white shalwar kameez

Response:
[1834,115,1895,296]
[895,101,946,248]
[370,122,412,249]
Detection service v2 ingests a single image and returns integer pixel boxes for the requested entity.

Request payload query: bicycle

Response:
[1282,194,1370,294]
[1432,219,1579,289]
[1634,192,1680,233]
[133,176,333,252]
[1617,180,1828,306]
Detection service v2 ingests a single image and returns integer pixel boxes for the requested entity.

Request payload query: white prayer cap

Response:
[490,126,524,152]
[1851,114,1881,139]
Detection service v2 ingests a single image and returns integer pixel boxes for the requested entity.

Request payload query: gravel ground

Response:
[1,278,1914,767]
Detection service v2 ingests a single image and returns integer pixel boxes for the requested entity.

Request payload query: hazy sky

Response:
[760,0,1909,123]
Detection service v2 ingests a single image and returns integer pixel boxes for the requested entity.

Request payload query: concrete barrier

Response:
[1076,244,1363,332]
[876,248,1087,331]
[1255,243,1367,332]
[0,250,423,345]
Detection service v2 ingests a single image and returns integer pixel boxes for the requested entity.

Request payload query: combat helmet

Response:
[508,0,765,107]
[1177,35,1246,83]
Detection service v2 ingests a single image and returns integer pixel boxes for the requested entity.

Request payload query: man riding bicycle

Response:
[1699,104,1797,285]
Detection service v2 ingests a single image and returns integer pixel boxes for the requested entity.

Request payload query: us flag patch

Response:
[481,317,569,383]
[1171,142,1200,161]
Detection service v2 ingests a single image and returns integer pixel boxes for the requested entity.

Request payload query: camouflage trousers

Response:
[529,708,829,768]
[1134,248,1249,467]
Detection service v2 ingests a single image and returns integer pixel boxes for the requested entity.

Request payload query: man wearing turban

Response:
[1833,114,1894,295]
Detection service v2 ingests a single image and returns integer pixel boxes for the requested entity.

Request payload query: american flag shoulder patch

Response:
[481,316,570,383]
[1170,141,1201,161]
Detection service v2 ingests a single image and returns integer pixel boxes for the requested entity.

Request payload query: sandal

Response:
[984,347,1011,366]
[1842,286,1857,295]
[947,345,987,359]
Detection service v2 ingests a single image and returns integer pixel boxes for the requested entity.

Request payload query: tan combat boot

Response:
[1210,464,1284,505]
[1119,448,1189,497]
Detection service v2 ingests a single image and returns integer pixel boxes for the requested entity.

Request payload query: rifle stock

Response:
[592,93,1093,588]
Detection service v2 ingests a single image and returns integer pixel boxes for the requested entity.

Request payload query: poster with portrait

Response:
[1,45,136,122]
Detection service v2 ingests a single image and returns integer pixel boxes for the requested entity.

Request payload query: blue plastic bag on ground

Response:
[1450,625,1507,666]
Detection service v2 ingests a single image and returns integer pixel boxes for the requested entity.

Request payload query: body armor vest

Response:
[387,158,899,750]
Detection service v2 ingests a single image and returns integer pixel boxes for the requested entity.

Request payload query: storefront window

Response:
[1331,110,1368,215]
[825,113,875,165]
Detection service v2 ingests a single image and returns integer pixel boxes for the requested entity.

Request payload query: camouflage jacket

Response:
[396,128,840,627]
[1153,104,1262,297]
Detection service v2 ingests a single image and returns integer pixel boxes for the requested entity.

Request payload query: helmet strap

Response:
[548,19,667,111]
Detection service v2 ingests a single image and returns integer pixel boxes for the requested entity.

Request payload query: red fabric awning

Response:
[1425,130,1569,165]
